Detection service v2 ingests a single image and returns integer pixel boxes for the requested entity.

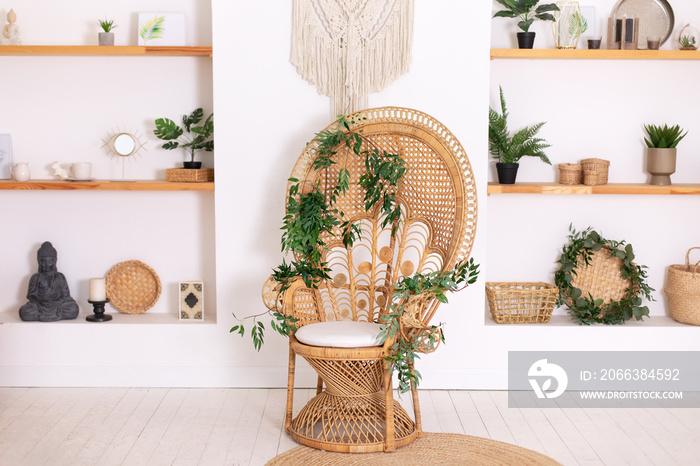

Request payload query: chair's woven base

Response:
[289,391,418,453]
[290,339,418,452]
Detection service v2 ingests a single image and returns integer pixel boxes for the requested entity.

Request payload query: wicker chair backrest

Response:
[287,107,477,323]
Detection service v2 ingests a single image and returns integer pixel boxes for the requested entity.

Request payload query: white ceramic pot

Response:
[12,162,30,181]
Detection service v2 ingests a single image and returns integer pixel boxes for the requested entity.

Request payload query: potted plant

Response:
[489,86,552,184]
[643,123,687,185]
[493,0,559,49]
[154,108,214,169]
[98,17,117,46]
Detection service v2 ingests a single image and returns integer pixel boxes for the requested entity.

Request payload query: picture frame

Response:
[137,12,186,46]
[580,6,596,39]
[0,134,12,179]
[179,281,203,320]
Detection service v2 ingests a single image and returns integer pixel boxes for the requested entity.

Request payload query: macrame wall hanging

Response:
[291,0,414,115]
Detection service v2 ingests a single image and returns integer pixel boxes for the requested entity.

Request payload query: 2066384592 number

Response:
[600,368,680,381]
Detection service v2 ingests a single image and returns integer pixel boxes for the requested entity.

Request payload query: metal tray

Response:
[613,0,675,48]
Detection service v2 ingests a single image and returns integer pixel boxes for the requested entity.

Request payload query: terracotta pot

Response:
[646,148,676,185]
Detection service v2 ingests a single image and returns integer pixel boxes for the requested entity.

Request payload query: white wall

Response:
[213,0,492,389]
[2,0,698,389]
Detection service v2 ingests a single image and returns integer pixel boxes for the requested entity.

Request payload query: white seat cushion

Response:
[295,321,383,348]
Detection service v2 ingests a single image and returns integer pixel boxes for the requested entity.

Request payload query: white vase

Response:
[12,162,30,181]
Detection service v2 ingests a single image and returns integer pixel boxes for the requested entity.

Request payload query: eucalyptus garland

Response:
[554,226,654,325]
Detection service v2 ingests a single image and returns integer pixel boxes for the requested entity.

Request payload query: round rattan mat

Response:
[265,432,561,465]
[105,260,161,314]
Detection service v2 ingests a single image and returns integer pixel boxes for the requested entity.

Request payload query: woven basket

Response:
[567,246,632,308]
[581,158,610,185]
[106,260,162,314]
[486,282,558,324]
[558,163,582,185]
[165,168,214,182]
[664,247,700,325]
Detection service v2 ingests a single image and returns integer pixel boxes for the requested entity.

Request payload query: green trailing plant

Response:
[154,108,214,162]
[98,17,117,33]
[139,15,165,44]
[493,0,559,33]
[643,124,688,149]
[378,258,480,393]
[554,225,654,325]
[489,85,552,165]
[231,114,408,349]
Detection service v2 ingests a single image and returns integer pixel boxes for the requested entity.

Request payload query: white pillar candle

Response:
[89,278,106,301]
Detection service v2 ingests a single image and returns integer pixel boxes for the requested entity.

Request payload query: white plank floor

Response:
[1,388,698,466]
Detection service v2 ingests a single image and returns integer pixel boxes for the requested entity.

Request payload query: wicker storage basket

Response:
[559,163,582,185]
[166,168,214,182]
[664,247,700,325]
[106,260,162,314]
[581,158,610,185]
[486,282,558,324]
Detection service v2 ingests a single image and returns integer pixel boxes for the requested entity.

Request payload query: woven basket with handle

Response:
[664,247,700,325]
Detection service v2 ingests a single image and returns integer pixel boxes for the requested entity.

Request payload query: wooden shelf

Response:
[488,182,700,195]
[0,45,212,57]
[491,48,700,61]
[0,180,214,192]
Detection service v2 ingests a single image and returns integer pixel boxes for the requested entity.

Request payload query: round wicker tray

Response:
[568,246,633,306]
[106,260,162,314]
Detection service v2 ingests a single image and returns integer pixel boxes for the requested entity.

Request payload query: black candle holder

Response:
[87,299,112,322]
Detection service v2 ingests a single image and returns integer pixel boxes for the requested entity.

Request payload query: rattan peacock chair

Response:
[261,107,478,453]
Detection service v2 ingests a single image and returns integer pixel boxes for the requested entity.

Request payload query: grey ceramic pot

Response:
[99,33,115,46]
[646,148,676,185]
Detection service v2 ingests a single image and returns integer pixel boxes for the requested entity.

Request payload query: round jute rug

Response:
[265,432,561,465]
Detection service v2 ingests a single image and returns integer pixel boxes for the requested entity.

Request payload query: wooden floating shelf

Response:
[488,182,700,195]
[0,45,212,57]
[491,48,700,61]
[0,180,214,192]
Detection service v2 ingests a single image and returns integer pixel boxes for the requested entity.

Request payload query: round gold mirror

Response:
[114,133,136,156]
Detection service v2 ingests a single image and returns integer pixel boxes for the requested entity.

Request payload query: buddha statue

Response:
[19,242,79,322]
[1,9,21,45]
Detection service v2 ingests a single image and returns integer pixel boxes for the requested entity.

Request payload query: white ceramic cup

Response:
[71,162,92,180]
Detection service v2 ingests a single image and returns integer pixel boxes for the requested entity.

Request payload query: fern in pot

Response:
[489,85,552,184]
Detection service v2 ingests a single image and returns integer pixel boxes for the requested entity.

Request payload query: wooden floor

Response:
[0,388,698,465]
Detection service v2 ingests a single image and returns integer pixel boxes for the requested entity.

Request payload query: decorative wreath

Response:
[554,226,654,325]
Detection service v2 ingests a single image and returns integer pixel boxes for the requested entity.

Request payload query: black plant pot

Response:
[496,163,519,184]
[517,32,536,49]
[183,161,202,169]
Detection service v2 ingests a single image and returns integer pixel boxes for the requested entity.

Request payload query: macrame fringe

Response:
[291,0,414,116]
